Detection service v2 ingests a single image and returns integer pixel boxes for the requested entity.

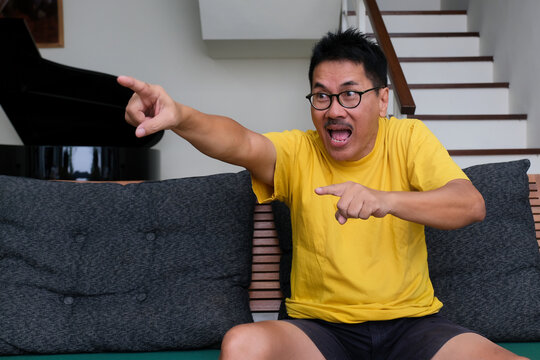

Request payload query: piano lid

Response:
[0,18,163,147]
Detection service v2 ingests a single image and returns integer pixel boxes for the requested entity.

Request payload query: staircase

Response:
[358,1,540,172]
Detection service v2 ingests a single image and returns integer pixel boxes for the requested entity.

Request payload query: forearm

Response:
[173,105,249,163]
[173,105,276,185]
[118,76,275,184]
[386,179,485,230]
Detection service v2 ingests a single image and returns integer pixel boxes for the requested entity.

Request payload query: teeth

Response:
[329,129,352,143]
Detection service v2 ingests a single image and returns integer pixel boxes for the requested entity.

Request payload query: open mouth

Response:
[325,122,353,145]
[328,129,352,143]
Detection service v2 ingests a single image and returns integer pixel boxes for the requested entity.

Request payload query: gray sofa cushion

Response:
[273,160,540,341]
[0,171,255,354]
[426,159,540,341]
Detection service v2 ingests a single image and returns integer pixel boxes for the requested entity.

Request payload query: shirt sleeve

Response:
[406,120,469,191]
[251,130,302,204]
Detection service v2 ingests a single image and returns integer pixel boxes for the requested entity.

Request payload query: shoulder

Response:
[383,116,427,133]
[264,129,321,151]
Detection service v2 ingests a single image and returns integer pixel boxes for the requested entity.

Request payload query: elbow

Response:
[467,191,486,224]
[471,195,486,223]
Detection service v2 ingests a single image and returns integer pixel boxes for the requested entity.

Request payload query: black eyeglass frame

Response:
[305,86,384,111]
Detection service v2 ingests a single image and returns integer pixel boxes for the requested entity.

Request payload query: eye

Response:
[342,91,357,98]
[314,93,329,100]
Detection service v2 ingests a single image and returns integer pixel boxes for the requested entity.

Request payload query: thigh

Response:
[432,332,526,360]
[386,314,474,360]
[220,320,325,360]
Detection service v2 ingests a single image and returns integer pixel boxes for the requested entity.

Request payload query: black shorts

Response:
[284,314,476,360]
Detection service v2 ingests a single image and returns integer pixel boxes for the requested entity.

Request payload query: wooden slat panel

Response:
[254,221,277,230]
[254,212,274,221]
[252,255,281,264]
[529,198,540,207]
[250,300,282,312]
[253,246,281,255]
[251,273,279,281]
[249,290,283,299]
[254,204,272,212]
[253,229,278,238]
[249,281,280,290]
[252,264,279,272]
[253,238,279,246]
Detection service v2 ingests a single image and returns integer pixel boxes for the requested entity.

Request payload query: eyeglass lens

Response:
[310,92,361,110]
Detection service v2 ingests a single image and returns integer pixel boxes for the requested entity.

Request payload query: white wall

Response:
[3,0,539,179]
[467,0,540,148]
[0,0,312,180]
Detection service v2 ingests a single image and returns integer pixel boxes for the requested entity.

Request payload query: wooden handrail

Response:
[363,0,416,116]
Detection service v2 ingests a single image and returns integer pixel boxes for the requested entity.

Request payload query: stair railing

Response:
[341,0,416,117]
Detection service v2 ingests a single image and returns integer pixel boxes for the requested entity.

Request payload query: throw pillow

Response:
[0,171,255,354]
[426,159,540,341]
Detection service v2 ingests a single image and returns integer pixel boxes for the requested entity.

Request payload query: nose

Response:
[326,96,347,118]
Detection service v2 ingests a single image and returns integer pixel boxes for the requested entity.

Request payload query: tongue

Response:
[331,130,350,141]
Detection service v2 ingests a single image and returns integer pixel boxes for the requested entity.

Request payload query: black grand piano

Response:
[0,18,162,180]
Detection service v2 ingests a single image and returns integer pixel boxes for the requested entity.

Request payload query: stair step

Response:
[386,32,479,38]
[388,36,479,57]
[399,56,494,62]
[366,13,467,33]
[407,82,509,89]
[376,0,442,11]
[380,11,467,15]
[403,87,509,114]
[449,149,540,156]
[415,114,527,121]
[401,61,493,83]
[421,118,527,150]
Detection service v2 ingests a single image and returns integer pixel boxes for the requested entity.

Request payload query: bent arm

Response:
[117,76,276,186]
[386,179,485,230]
[172,106,276,186]
[316,179,485,229]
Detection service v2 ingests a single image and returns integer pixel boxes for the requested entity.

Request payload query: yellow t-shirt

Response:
[252,117,469,323]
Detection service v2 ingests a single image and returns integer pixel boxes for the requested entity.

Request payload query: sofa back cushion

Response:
[0,171,255,354]
[426,159,540,341]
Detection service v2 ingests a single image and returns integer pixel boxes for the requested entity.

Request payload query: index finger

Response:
[315,183,345,197]
[117,75,152,96]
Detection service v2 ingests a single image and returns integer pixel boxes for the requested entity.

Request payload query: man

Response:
[119,29,526,360]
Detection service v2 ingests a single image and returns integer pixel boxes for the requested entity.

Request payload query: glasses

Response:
[306,87,383,111]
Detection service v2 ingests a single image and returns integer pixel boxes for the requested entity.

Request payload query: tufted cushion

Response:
[426,159,540,341]
[0,171,255,354]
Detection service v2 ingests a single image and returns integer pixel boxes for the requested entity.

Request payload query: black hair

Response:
[308,28,388,89]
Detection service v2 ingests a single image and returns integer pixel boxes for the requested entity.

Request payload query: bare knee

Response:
[433,333,530,360]
[220,323,273,360]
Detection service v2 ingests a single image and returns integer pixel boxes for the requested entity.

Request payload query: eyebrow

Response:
[313,80,360,91]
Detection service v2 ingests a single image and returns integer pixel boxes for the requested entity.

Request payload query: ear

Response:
[378,87,389,117]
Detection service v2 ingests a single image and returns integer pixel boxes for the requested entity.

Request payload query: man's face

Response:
[310,60,389,162]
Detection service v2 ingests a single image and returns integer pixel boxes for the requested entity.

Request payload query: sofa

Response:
[0,160,538,359]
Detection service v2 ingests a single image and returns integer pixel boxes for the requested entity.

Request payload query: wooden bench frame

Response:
[248,174,540,314]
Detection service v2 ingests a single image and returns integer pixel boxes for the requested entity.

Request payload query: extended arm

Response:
[117,76,276,186]
[316,179,485,230]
